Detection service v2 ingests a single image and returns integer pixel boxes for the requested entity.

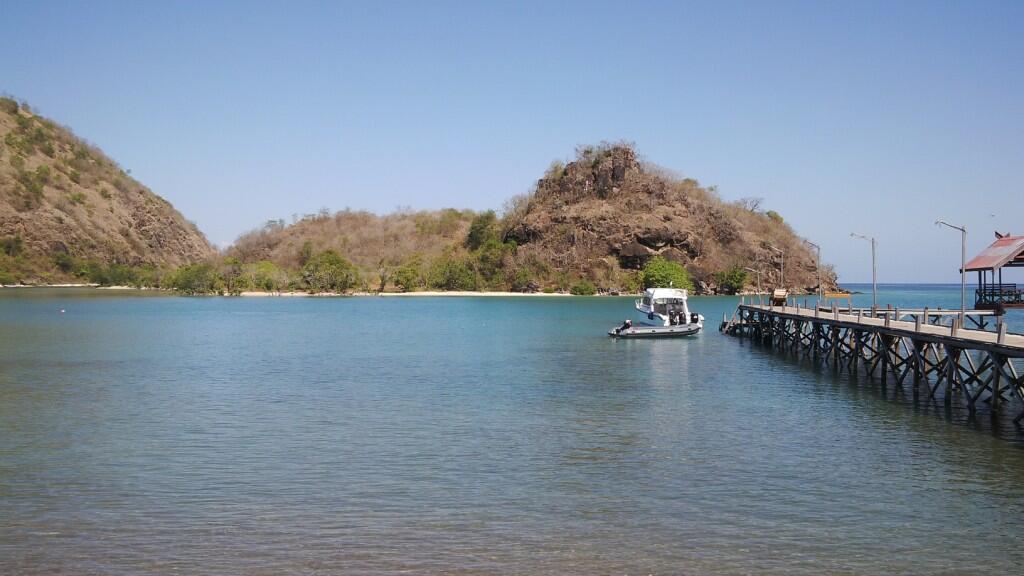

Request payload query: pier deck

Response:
[723,302,1024,421]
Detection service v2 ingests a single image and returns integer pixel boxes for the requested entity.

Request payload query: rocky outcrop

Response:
[506,143,835,294]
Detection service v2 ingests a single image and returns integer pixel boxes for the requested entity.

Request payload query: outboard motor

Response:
[690,312,699,324]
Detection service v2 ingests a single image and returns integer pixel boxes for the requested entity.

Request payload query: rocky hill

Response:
[226,143,834,294]
[504,143,835,293]
[0,97,212,283]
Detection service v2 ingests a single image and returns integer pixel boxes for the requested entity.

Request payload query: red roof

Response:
[964,235,1024,271]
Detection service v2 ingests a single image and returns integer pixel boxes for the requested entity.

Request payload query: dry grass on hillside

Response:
[0,97,212,282]
[229,208,476,275]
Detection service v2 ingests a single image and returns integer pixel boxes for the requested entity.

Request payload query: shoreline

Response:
[1,285,609,297]
[1,285,801,297]
[241,290,580,297]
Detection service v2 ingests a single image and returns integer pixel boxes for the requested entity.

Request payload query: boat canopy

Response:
[642,287,689,302]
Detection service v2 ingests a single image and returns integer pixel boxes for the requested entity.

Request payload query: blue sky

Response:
[2,0,1021,282]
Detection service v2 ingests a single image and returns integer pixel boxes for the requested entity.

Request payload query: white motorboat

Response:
[608,287,704,338]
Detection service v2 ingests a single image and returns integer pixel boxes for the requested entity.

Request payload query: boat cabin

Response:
[635,287,699,326]
[639,288,686,314]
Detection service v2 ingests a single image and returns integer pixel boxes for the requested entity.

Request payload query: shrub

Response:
[510,268,534,292]
[465,210,499,251]
[0,97,18,114]
[16,171,43,200]
[766,210,783,224]
[301,250,359,293]
[393,261,422,292]
[298,241,314,266]
[544,160,565,181]
[1,235,23,257]
[169,263,221,294]
[132,266,163,288]
[53,252,76,272]
[621,270,643,293]
[244,260,290,292]
[714,266,748,294]
[220,257,244,295]
[76,261,141,287]
[69,192,86,205]
[570,280,597,295]
[473,237,513,287]
[641,256,694,290]
[427,254,478,291]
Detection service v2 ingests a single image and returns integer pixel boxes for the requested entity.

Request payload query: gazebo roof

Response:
[964,235,1024,271]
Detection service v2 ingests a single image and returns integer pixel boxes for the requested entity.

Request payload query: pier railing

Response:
[977,284,1023,307]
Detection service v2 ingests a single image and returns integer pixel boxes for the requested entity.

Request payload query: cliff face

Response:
[0,98,212,282]
[505,143,835,293]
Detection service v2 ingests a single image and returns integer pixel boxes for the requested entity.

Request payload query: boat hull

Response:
[608,324,702,338]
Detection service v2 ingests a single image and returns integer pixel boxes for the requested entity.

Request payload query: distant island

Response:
[1,96,835,295]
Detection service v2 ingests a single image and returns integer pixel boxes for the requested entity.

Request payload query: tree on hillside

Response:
[170,263,222,295]
[393,256,424,292]
[714,266,748,294]
[465,210,499,251]
[427,252,478,291]
[2,235,23,257]
[301,250,359,293]
[298,241,315,266]
[220,257,244,295]
[244,260,291,293]
[473,237,515,288]
[641,256,694,291]
[570,279,597,295]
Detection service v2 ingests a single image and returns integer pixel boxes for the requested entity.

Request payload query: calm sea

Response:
[2,285,1023,574]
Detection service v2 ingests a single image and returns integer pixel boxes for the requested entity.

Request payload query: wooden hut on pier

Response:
[964,233,1024,309]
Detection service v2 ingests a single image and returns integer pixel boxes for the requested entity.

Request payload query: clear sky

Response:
[2,0,1021,282]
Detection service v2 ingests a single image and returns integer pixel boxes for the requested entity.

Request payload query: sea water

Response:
[1,286,1023,574]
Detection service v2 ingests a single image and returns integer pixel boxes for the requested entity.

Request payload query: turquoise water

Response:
[2,286,1024,574]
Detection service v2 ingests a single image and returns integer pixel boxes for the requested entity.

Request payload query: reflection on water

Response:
[1,287,1024,575]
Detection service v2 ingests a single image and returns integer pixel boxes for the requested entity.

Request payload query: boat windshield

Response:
[653,298,686,315]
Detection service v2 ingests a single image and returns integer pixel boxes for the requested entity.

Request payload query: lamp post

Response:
[850,233,877,310]
[767,244,784,288]
[804,239,821,303]
[935,220,967,325]
[744,267,762,304]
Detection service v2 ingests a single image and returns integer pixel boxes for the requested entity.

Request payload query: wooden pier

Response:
[722,300,1024,421]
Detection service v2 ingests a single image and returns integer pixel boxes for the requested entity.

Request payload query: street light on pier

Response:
[935,220,967,325]
[804,239,821,304]
[744,267,762,304]
[850,233,877,310]
[767,244,784,289]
